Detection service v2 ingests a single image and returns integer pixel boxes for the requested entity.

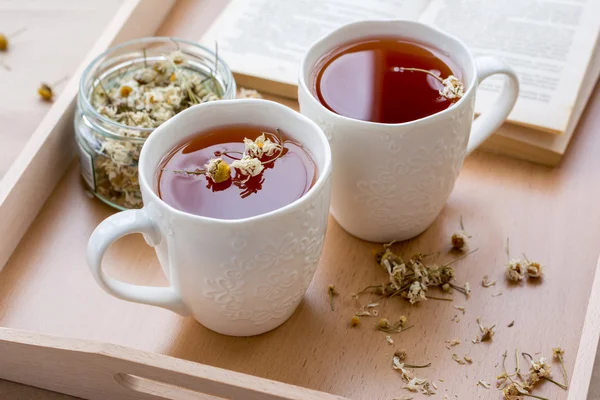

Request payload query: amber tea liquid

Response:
[314,38,461,124]
[158,125,317,219]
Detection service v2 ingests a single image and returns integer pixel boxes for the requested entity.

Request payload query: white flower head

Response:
[407,281,427,304]
[169,50,186,65]
[527,356,551,385]
[231,155,264,177]
[404,377,428,392]
[451,231,469,251]
[237,88,262,99]
[524,260,544,278]
[204,158,231,183]
[506,259,525,282]
[243,133,282,159]
[439,75,464,100]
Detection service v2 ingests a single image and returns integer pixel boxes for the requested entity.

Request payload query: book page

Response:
[420,0,600,133]
[200,0,429,86]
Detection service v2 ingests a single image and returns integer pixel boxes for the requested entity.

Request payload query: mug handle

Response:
[466,56,520,155]
[87,209,190,316]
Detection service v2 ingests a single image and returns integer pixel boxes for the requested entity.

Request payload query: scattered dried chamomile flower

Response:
[376,316,410,333]
[404,377,427,392]
[452,353,465,365]
[464,356,473,364]
[526,356,551,386]
[37,76,69,102]
[552,347,564,358]
[552,347,568,389]
[464,282,471,297]
[502,382,529,400]
[477,317,495,342]
[350,315,361,327]
[477,380,491,389]
[395,349,407,361]
[451,231,470,252]
[482,275,496,287]
[386,335,394,345]
[445,338,461,348]
[524,259,544,279]
[361,243,475,306]
[506,259,525,282]
[237,87,262,99]
[327,284,338,311]
[0,28,26,52]
[37,83,54,101]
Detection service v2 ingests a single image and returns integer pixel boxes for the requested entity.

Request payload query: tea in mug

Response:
[157,125,317,219]
[313,38,463,124]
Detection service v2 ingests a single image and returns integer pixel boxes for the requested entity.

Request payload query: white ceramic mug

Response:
[298,20,519,242]
[87,99,332,336]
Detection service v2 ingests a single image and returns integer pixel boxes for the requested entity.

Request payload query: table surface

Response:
[2,1,600,399]
[0,0,123,179]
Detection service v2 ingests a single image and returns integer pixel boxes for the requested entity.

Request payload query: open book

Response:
[200,0,600,166]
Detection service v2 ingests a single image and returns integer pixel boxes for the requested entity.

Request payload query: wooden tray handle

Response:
[0,328,347,400]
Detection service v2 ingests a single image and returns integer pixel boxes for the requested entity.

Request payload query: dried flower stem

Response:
[425,295,453,301]
[501,351,519,384]
[397,67,445,82]
[404,363,432,368]
[442,248,479,267]
[448,283,468,295]
[556,353,569,389]
[0,58,10,71]
[352,285,383,298]
[171,168,205,175]
[8,27,27,38]
[542,376,568,390]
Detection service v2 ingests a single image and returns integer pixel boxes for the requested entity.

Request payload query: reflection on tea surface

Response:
[158,125,317,219]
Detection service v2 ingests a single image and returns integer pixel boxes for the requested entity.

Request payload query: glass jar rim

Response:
[78,36,236,141]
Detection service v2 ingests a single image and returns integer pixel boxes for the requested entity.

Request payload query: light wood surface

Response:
[1,0,600,399]
[0,380,77,400]
[0,328,346,400]
[0,0,175,269]
[0,0,124,178]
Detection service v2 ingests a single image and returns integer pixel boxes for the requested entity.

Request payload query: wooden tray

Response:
[1,1,600,399]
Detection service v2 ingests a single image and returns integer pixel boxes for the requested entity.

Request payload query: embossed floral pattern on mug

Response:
[200,177,331,326]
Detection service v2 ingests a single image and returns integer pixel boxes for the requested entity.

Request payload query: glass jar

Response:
[75,37,236,210]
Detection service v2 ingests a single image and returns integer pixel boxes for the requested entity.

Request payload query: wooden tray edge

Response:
[568,254,600,400]
[0,0,176,270]
[0,327,347,400]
